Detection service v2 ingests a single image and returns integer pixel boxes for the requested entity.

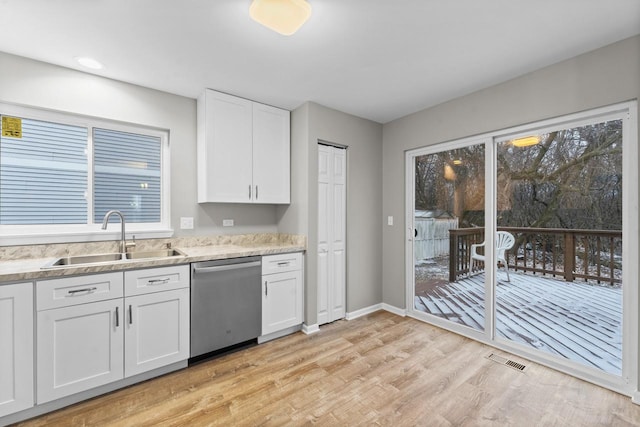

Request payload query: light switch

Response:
[180,217,194,229]
[387,216,394,226]
[223,219,234,227]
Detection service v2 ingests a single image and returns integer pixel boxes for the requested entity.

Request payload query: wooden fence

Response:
[449,227,622,285]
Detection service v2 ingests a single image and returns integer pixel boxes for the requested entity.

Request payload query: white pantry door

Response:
[317,144,346,325]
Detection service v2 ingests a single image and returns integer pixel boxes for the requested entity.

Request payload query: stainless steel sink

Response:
[125,249,186,260]
[42,248,186,269]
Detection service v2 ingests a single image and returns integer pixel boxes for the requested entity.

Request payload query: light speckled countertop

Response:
[0,234,305,283]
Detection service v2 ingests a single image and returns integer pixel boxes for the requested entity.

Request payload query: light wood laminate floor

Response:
[17,311,640,426]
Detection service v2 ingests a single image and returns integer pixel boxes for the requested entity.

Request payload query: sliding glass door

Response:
[410,140,486,333]
[406,102,637,392]
[494,120,624,375]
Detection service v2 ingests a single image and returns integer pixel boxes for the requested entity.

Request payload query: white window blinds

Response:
[0,117,88,224]
[93,128,161,223]
[0,114,165,228]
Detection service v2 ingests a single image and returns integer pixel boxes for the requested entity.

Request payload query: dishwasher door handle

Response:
[193,261,261,274]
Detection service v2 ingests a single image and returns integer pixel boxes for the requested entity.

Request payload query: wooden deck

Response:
[415,271,622,375]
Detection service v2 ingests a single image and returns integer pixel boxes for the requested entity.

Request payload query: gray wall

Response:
[0,52,278,238]
[2,34,636,324]
[279,102,383,325]
[381,35,640,308]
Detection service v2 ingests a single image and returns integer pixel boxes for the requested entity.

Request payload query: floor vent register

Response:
[486,353,527,372]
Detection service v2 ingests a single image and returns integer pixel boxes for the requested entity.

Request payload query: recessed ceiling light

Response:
[74,56,104,70]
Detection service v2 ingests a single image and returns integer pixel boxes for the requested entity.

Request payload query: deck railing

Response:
[448,227,622,285]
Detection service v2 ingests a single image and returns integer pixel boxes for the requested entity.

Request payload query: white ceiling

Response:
[0,0,638,123]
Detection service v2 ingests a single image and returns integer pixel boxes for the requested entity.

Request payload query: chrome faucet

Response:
[101,210,128,257]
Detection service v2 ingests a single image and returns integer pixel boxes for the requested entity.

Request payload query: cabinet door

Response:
[0,283,34,417]
[252,102,290,204]
[124,288,189,377]
[37,300,124,404]
[197,90,253,203]
[262,270,303,336]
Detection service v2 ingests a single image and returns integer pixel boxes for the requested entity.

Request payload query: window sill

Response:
[0,228,174,247]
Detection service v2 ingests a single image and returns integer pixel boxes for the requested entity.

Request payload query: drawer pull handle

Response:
[68,287,97,295]
[265,281,268,296]
[116,306,120,327]
[147,278,170,285]
[129,305,133,325]
[277,262,290,266]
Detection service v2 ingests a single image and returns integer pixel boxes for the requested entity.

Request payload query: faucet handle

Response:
[126,235,136,252]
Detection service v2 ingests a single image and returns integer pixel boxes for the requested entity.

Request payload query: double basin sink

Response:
[42,249,186,269]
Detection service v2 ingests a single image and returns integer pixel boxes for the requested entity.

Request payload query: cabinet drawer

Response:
[262,252,302,275]
[125,265,189,296]
[37,272,124,311]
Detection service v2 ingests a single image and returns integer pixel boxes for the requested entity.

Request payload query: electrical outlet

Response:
[223,219,234,227]
[180,217,194,229]
[387,216,394,226]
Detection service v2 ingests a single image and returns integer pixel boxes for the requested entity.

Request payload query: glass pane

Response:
[495,121,622,375]
[0,117,88,224]
[94,128,161,223]
[414,144,485,331]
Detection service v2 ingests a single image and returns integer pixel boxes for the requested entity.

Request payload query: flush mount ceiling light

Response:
[511,135,541,147]
[249,0,312,36]
[74,56,104,70]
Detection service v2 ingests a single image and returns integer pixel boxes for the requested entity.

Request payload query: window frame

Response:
[0,102,172,246]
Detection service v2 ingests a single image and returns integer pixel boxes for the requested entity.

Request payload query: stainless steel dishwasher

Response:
[190,256,262,359]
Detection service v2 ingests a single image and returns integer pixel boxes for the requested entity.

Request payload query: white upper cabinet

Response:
[197,91,253,203]
[197,89,290,204]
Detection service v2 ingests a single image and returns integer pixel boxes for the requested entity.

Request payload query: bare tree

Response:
[497,120,622,230]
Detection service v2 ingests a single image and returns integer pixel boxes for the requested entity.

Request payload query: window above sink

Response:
[0,102,172,246]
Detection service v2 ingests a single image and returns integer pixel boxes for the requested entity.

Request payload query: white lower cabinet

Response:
[0,282,34,417]
[37,299,124,404]
[261,253,303,337]
[124,288,189,377]
[36,265,190,404]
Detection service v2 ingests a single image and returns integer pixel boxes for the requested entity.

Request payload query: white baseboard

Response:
[632,391,640,405]
[344,303,407,320]
[381,303,406,317]
[302,323,320,335]
[345,304,382,320]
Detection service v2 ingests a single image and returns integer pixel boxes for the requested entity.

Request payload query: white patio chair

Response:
[470,231,515,282]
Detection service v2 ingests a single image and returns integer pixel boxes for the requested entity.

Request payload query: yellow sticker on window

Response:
[1,116,22,138]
